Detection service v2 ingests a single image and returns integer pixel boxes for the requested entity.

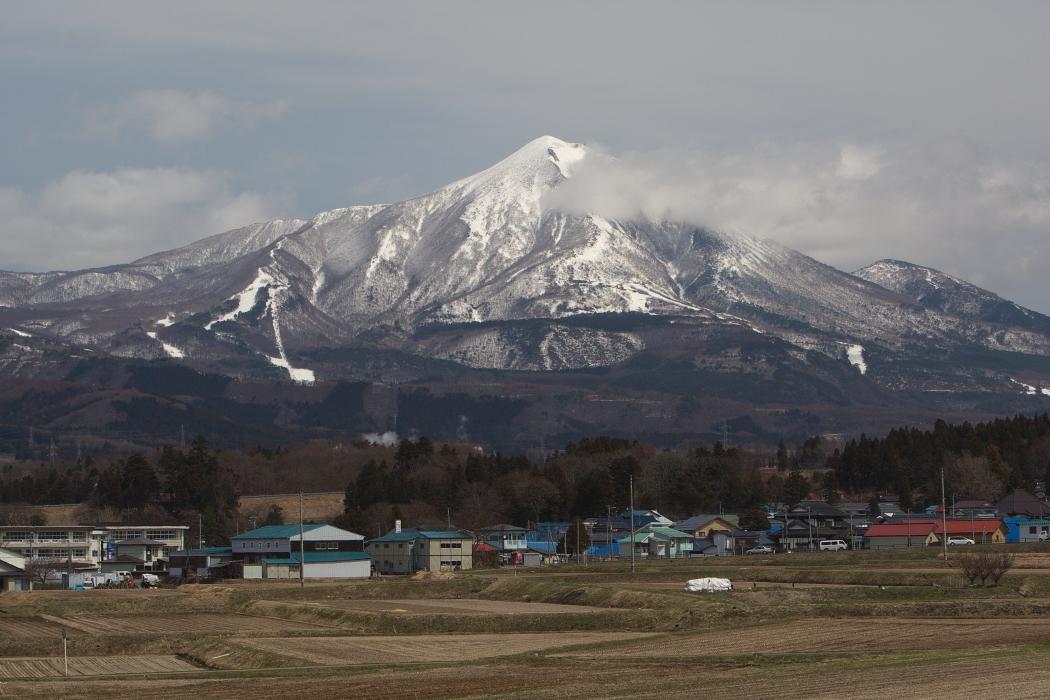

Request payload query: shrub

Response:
[956,552,1013,586]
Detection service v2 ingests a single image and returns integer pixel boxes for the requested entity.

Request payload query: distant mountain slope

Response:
[2,135,1050,445]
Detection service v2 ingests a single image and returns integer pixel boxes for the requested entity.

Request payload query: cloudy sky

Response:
[2,2,1049,309]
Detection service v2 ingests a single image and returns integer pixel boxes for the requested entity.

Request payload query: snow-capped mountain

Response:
[3,135,1050,405]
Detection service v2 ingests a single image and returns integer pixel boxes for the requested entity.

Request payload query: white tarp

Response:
[685,577,733,592]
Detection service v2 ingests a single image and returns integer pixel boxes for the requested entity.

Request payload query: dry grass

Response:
[238,492,344,522]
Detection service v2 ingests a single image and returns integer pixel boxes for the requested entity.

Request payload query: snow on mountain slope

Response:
[3,135,1050,385]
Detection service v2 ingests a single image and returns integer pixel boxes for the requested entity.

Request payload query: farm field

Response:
[0,654,196,679]
[288,597,607,615]
[571,617,1050,656]
[239,631,654,665]
[31,613,330,636]
[6,546,1050,697]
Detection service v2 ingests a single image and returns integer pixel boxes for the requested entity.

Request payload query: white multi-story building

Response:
[0,525,188,570]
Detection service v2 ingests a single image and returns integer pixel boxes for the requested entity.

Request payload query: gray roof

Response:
[675,514,731,531]
[997,490,1048,517]
[789,501,848,517]
[479,524,526,532]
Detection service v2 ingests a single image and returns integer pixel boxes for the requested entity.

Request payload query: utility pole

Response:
[575,518,580,564]
[941,468,949,563]
[198,513,203,549]
[629,475,636,575]
[299,491,305,589]
[62,628,69,677]
[180,424,185,447]
[807,506,813,551]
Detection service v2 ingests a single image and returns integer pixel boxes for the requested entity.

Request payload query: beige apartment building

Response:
[366,528,474,574]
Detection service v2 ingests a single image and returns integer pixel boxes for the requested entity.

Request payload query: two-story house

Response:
[232,523,368,579]
[366,528,474,574]
[780,501,851,550]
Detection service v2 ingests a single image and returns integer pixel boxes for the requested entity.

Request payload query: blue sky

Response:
[2,2,1049,310]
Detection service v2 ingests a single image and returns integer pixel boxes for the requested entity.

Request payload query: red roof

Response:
[865,522,936,538]
[935,519,1004,535]
[472,542,497,553]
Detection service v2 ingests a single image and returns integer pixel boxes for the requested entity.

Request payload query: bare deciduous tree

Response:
[957,552,1012,586]
[25,558,64,586]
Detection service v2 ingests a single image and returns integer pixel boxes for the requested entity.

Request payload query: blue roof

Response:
[263,551,370,565]
[584,544,619,557]
[233,524,325,540]
[368,528,472,543]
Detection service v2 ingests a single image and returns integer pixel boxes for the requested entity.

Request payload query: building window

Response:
[315,541,339,550]
[440,542,460,549]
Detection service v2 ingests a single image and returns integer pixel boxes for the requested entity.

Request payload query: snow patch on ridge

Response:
[146,331,185,359]
[5,327,31,338]
[846,344,867,374]
[205,268,277,330]
[1010,378,1050,396]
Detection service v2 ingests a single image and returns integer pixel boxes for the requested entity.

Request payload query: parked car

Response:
[818,540,848,551]
[745,545,773,555]
[947,536,975,546]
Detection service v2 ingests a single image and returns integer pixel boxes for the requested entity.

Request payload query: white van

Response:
[818,540,848,551]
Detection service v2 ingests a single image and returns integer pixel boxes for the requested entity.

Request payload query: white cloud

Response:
[0,167,291,271]
[84,89,287,144]
[544,141,1050,308]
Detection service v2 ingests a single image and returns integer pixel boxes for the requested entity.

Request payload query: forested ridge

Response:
[3,414,1049,543]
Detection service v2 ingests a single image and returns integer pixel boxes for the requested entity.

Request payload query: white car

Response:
[818,540,848,551]
[947,536,975,546]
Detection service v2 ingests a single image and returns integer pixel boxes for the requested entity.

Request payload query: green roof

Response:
[618,526,693,544]
[263,552,370,565]
[646,526,693,539]
[233,524,325,540]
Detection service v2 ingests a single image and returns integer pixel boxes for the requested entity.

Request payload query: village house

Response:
[780,501,852,550]
[366,528,474,574]
[936,500,998,518]
[618,524,693,559]
[674,514,738,539]
[0,547,30,591]
[477,524,528,562]
[232,523,368,579]
[997,489,1049,518]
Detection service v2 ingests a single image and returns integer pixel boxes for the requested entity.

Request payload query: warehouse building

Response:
[232,523,368,579]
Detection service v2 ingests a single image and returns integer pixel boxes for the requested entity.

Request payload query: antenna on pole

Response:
[941,467,949,563]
